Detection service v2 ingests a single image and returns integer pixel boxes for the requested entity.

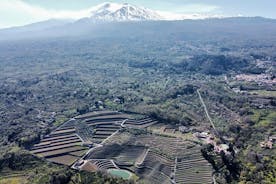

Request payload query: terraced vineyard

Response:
[137,150,174,184]
[123,118,158,128]
[175,150,213,184]
[31,131,86,166]
[31,111,214,183]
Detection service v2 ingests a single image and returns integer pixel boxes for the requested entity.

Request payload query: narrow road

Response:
[172,156,177,184]
[213,174,217,184]
[197,89,219,136]
[110,159,119,169]
[120,119,128,127]
[135,148,149,166]
[101,129,120,145]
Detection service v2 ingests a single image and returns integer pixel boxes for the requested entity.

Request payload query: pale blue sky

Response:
[1,0,275,28]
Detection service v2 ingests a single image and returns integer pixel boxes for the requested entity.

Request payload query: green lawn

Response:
[107,169,132,180]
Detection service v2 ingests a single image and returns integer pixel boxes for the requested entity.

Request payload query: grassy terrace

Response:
[47,155,80,166]
[124,118,158,128]
[36,136,80,146]
[32,139,81,150]
[175,150,213,184]
[69,150,88,157]
[56,125,77,131]
[113,146,146,164]
[31,142,82,154]
[97,124,120,127]
[37,146,86,158]
[48,131,76,138]
[75,111,120,120]
[146,171,171,184]
[139,150,174,176]
[90,160,117,170]
[84,114,129,122]
[50,128,76,135]
[132,135,196,157]
[41,134,77,142]
[95,128,119,132]
[94,131,115,135]
[87,121,120,126]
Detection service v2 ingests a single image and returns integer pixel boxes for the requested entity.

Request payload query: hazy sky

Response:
[1,0,275,28]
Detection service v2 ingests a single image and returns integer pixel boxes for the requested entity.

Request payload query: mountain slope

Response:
[0,19,73,33]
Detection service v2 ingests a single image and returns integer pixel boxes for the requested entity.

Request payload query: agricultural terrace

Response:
[30,111,214,183]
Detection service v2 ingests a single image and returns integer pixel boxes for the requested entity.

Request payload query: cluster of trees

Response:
[0,148,131,184]
[201,144,241,183]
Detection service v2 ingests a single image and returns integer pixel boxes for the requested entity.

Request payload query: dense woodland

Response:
[0,18,275,183]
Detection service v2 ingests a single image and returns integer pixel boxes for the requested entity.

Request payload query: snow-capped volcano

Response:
[88,2,163,21]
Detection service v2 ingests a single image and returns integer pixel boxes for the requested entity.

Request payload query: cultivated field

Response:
[31,111,214,183]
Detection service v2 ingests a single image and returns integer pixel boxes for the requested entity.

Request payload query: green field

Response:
[107,169,132,179]
[0,176,27,184]
[248,90,276,97]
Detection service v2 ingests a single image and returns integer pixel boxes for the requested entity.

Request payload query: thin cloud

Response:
[173,4,219,14]
[0,0,92,28]
[0,0,221,28]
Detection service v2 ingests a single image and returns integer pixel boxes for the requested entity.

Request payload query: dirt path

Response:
[197,90,219,136]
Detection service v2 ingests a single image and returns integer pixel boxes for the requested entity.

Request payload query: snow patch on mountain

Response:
[157,11,224,20]
[88,2,163,21]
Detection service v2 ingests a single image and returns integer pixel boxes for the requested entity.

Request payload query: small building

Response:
[260,141,273,149]
[194,132,209,138]
[179,126,189,133]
